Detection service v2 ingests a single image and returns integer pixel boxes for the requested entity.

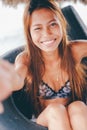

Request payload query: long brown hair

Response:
[23,0,87,117]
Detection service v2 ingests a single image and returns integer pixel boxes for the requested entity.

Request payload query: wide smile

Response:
[41,39,56,47]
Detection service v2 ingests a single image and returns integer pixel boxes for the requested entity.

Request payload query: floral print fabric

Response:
[38,80,71,99]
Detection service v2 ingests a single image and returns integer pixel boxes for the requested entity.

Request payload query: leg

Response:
[68,101,87,130]
[36,103,72,130]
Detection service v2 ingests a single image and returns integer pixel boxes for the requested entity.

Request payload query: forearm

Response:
[13,72,25,91]
[13,64,27,91]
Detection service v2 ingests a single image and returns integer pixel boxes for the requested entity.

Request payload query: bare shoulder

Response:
[15,51,29,66]
[69,40,87,47]
[14,51,29,80]
[68,40,87,62]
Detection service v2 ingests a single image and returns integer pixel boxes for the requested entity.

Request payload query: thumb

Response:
[0,102,4,114]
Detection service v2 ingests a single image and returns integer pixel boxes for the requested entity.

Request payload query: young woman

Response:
[0,0,87,130]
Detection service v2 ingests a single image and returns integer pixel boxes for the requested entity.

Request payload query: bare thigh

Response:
[68,101,87,130]
[36,102,72,130]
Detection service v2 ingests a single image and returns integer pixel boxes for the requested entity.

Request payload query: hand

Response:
[0,59,21,103]
[0,102,4,114]
[0,59,15,113]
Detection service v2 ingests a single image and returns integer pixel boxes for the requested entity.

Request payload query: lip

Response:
[41,39,56,47]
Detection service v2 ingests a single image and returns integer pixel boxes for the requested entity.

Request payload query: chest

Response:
[42,68,69,92]
[38,79,72,110]
[39,63,71,109]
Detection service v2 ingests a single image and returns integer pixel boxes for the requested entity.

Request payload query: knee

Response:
[36,103,67,127]
[68,101,87,116]
[45,103,66,118]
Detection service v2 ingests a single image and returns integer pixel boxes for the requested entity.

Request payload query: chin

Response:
[42,47,58,52]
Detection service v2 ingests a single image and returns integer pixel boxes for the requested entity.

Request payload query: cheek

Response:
[57,20,63,35]
[55,28,63,39]
[30,32,39,44]
[59,29,63,38]
[57,21,63,38]
[58,27,63,40]
[53,24,63,38]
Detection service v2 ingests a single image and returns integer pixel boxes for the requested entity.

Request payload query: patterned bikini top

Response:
[38,80,72,99]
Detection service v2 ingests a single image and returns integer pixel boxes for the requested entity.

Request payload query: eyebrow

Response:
[32,18,57,27]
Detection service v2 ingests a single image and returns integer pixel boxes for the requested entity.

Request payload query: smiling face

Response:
[29,8,63,52]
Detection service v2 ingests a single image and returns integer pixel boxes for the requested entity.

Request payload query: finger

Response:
[0,90,12,102]
[0,59,14,71]
[0,102,4,114]
[0,83,12,101]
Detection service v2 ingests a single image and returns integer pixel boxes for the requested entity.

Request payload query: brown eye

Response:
[34,27,41,31]
[50,22,57,27]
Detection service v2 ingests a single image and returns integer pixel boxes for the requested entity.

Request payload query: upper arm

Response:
[15,51,29,80]
[69,40,87,62]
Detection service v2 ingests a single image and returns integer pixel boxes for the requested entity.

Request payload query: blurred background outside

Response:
[0,1,87,56]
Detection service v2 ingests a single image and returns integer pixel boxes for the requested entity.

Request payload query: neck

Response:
[42,49,60,65]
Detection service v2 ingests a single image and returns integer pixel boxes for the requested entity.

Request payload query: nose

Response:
[42,27,52,36]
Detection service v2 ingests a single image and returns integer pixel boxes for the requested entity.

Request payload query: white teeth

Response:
[42,40,54,45]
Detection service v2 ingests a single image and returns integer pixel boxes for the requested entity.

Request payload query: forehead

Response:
[30,8,59,26]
